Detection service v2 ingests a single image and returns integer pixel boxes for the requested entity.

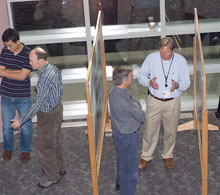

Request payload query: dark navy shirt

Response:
[0,44,32,98]
[109,86,145,134]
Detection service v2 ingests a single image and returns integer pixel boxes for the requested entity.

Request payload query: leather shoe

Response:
[60,170,66,176]
[116,182,120,190]
[164,158,175,169]
[215,112,220,118]
[21,152,30,163]
[138,159,150,170]
[3,150,12,160]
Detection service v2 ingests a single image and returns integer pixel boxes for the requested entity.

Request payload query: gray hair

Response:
[113,66,133,86]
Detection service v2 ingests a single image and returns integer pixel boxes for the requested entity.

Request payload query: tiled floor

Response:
[0,110,220,195]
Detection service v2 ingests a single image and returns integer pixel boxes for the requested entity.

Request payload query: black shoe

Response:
[60,170,66,176]
[215,112,220,118]
[116,182,120,190]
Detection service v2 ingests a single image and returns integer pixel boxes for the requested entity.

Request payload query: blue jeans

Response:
[1,96,33,153]
[113,130,139,195]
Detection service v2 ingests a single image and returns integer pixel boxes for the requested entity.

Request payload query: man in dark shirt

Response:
[11,47,65,188]
[0,28,33,163]
[109,66,145,195]
[215,97,220,118]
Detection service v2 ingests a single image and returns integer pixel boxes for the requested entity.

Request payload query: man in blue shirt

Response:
[109,66,145,195]
[138,37,190,170]
[11,47,65,188]
[0,28,33,163]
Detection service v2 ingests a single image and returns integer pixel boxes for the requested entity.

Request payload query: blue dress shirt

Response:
[138,51,190,99]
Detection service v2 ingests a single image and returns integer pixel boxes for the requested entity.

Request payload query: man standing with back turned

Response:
[0,28,33,163]
[138,37,190,170]
[109,66,145,195]
[11,47,66,188]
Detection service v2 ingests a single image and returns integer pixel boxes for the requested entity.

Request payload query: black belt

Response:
[149,93,173,102]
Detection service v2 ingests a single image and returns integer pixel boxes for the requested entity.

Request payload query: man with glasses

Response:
[0,28,33,163]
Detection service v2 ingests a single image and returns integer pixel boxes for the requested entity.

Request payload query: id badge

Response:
[163,90,170,98]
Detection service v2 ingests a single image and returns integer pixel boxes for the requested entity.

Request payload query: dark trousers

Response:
[113,130,139,195]
[37,103,65,180]
[216,98,220,118]
[217,98,220,113]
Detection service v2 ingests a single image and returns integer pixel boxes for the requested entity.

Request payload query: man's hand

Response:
[171,79,179,92]
[0,70,3,77]
[10,118,21,131]
[133,102,138,106]
[0,68,30,80]
[149,77,159,89]
[0,66,5,71]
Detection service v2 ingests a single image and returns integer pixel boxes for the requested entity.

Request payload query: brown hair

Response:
[34,47,47,60]
[159,37,175,50]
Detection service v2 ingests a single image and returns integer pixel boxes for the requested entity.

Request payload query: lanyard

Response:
[160,54,174,88]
